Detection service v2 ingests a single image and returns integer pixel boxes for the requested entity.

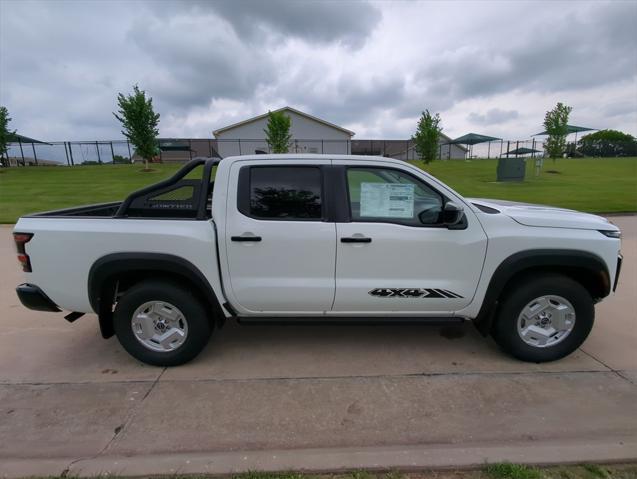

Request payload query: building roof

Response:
[212,106,355,138]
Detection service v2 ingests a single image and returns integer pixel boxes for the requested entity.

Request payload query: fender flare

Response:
[88,252,224,338]
[473,249,610,335]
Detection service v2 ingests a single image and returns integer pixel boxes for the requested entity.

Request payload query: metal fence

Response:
[6,136,631,167]
[6,140,134,166]
[6,139,209,166]
[465,139,545,159]
[7,138,353,166]
[6,138,357,166]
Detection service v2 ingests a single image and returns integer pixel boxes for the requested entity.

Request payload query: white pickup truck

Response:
[13,155,622,366]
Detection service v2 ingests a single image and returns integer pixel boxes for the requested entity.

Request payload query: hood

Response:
[468,198,618,231]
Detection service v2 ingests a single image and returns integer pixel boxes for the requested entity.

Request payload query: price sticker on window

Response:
[360,183,415,218]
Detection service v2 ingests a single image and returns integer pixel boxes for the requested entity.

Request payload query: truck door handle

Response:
[231,235,262,242]
[341,237,372,243]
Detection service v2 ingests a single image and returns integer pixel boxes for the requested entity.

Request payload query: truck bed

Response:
[15,214,222,313]
[26,202,122,218]
[23,158,217,221]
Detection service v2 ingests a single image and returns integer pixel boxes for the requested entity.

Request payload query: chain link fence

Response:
[5,137,635,167]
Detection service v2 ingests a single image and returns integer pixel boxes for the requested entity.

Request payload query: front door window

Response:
[347,167,444,226]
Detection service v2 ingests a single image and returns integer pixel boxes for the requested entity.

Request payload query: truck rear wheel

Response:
[113,280,212,366]
[491,273,594,362]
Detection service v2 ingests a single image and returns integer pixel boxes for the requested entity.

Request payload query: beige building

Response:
[213,106,354,157]
[212,106,467,159]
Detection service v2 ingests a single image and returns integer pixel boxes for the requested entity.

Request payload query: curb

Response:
[2,438,636,478]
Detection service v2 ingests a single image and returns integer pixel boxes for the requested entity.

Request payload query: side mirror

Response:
[442,201,464,226]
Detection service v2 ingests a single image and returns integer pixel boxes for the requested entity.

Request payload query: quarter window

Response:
[347,167,444,226]
[245,166,323,220]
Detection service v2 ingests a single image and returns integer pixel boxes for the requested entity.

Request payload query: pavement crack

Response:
[0,367,623,387]
[99,366,167,454]
[615,370,637,386]
[61,367,167,475]
[578,347,635,387]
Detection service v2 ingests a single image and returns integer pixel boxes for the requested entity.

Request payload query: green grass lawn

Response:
[26,463,637,479]
[229,465,637,479]
[411,157,637,213]
[0,157,635,223]
[0,164,183,223]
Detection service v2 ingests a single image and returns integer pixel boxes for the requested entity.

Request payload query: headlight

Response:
[599,230,621,239]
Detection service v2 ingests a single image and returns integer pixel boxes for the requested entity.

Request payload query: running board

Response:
[236,316,464,326]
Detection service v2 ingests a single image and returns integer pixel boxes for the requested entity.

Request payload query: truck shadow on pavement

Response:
[172,319,604,381]
[0,312,608,385]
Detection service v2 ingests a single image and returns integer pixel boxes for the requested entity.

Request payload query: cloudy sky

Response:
[1,0,636,141]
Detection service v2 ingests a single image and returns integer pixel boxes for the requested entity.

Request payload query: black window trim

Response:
[324,165,349,223]
[342,165,453,228]
[237,164,327,222]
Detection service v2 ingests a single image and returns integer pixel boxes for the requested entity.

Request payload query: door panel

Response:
[225,160,336,314]
[332,163,487,314]
[334,221,486,313]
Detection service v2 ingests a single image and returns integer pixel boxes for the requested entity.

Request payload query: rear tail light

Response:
[13,233,33,272]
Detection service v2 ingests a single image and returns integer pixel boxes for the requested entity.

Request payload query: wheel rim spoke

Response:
[550,303,575,331]
[523,297,550,319]
[132,313,155,340]
[520,324,552,346]
[157,329,185,350]
[154,302,181,322]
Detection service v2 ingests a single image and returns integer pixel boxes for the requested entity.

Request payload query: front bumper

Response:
[614,254,623,292]
[16,283,61,312]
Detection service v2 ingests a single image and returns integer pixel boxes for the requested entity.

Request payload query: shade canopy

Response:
[7,132,48,144]
[533,125,596,136]
[158,139,191,151]
[503,147,542,156]
[447,133,502,145]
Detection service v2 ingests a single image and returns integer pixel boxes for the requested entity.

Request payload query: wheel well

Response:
[473,250,610,336]
[477,265,604,339]
[504,266,608,301]
[96,270,224,339]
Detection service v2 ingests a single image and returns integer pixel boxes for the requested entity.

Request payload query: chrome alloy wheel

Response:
[131,301,189,352]
[516,295,576,348]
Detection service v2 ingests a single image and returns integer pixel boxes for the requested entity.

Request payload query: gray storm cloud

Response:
[468,109,520,125]
[0,0,635,140]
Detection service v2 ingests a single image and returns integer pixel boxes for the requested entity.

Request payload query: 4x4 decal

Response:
[369,288,463,299]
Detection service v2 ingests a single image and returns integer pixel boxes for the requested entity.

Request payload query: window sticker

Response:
[360,183,415,218]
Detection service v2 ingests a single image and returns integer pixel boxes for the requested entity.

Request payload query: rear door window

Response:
[240,166,324,220]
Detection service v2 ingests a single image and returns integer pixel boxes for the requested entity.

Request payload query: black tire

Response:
[113,280,212,366]
[491,273,594,362]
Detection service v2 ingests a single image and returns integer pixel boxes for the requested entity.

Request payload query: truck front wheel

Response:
[113,280,212,366]
[491,273,594,362]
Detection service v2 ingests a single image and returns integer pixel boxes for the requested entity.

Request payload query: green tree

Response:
[264,110,292,153]
[412,110,442,164]
[543,102,572,161]
[0,106,16,167]
[113,85,160,170]
[579,129,637,157]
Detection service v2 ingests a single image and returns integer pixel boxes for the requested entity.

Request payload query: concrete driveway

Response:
[0,217,636,477]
